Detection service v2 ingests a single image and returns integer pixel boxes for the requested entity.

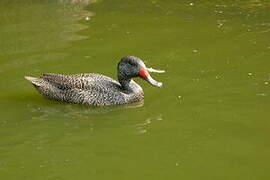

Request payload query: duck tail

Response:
[25,76,43,87]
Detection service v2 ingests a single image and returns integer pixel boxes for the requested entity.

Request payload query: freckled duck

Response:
[25,56,165,106]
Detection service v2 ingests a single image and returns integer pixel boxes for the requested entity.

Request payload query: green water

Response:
[1,0,270,179]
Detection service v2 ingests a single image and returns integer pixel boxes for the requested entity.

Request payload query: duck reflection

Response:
[29,100,144,121]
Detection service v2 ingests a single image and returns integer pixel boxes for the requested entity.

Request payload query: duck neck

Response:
[118,74,132,92]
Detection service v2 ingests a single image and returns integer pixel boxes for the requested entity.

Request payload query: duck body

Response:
[25,73,143,106]
[25,56,164,106]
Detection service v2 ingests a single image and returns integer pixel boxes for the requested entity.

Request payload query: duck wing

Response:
[41,73,119,90]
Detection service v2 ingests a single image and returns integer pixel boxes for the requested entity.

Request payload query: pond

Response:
[0,0,270,179]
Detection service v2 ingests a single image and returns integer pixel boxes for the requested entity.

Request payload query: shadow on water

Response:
[27,100,145,120]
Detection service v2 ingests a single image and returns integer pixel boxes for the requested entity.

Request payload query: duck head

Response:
[117,56,165,90]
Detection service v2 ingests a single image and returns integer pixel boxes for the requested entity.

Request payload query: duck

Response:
[25,56,165,106]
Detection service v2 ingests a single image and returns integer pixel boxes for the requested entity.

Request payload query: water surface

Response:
[0,0,270,179]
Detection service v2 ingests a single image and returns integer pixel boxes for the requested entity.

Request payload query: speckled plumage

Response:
[25,56,163,106]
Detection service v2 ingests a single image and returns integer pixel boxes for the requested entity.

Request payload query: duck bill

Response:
[139,67,164,87]
[145,75,163,87]
[147,67,165,73]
